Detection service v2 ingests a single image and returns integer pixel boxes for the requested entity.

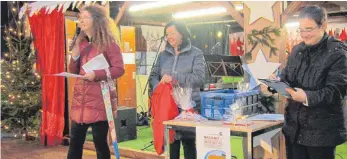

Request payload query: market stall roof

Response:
[111,1,245,28]
[19,1,107,18]
[282,1,347,25]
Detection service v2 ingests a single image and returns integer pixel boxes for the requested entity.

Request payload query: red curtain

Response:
[340,28,347,42]
[28,8,65,146]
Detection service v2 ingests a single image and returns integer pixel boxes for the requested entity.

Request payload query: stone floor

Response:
[1,139,131,159]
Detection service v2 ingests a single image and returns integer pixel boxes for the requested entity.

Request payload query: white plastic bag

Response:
[223,99,252,126]
[172,86,207,122]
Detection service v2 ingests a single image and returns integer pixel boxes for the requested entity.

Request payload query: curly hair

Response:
[80,4,121,52]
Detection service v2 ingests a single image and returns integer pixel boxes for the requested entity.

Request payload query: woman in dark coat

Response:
[271,5,347,159]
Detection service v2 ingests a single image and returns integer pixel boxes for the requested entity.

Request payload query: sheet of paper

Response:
[82,54,110,73]
[247,114,284,121]
[52,72,83,78]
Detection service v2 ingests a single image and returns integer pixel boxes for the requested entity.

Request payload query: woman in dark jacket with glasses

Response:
[270,5,347,159]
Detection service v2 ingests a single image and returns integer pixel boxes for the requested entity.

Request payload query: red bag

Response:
[151,83,179,155]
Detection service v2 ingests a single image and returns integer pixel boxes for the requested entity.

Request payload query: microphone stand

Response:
[140,37,164,151]
[142,37,165,95]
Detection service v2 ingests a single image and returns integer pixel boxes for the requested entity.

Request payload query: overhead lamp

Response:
[285,21,299,28]
[129,1,188,12]
[234,4,243,11]
[173,7,227,19]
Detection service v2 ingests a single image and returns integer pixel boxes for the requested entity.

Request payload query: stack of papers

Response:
[82,54,109,73]
[52,72,83,78]
[52,54,110,78]
[247,114,284,121]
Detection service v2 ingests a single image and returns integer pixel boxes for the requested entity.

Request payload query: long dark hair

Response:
[164,20,191,51]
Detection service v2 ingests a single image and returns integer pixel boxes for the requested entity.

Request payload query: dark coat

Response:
[281,33,347,147]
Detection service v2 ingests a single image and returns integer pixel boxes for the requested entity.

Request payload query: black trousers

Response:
[286,142,336,159]
[67,121,110,159]
[170,138,196,159]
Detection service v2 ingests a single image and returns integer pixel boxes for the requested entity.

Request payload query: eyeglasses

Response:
[296,25,320,33]
[78,16,93,21]
[165,32,177,37]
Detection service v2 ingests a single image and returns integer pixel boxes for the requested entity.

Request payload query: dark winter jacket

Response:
[149,39,205,106]
[281,33,347,146]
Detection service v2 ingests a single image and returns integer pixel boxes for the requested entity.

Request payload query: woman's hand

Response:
[69,31,85,57]
[269,73,280,80]
[286,88,307,103]
[160,74,172,83]
[83,71,96,81]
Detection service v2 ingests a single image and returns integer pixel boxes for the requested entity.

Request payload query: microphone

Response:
[69,27,81,51]
[211,42,221,50]
[161,36,167,41]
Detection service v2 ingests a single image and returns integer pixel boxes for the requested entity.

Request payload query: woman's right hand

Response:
[269,74,280,80]
[69,39,80,57]
[69,31,84,57]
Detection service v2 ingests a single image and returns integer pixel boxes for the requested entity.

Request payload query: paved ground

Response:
[1,139,130,159]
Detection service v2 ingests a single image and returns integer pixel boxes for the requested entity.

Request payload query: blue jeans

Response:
[67,121,110,159]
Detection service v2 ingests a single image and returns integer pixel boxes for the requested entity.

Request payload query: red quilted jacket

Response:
[69,40,124,124]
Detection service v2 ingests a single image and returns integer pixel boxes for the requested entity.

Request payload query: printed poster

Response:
[197,126,231,159]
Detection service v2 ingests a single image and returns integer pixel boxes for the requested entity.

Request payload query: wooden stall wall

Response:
[118,26,137,107]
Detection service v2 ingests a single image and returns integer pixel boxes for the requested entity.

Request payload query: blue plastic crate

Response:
[200,89,259,120]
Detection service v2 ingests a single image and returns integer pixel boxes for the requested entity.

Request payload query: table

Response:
[163,120,284,159]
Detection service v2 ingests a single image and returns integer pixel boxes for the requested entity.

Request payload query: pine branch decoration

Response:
[245,26,281,60]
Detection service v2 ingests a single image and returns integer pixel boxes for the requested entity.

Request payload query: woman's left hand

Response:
[160,74,173,83]
[113,110,117,119]
[286,88,307,103]
[83,71,96,81]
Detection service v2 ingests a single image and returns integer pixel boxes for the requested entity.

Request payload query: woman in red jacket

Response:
[67,4,124,159]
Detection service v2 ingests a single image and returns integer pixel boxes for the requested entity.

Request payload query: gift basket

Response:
[172,86,208,122]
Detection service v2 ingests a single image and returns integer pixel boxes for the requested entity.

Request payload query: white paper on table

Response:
[247,114,284,121]
[52,72,83,78]
[82,54,110,73]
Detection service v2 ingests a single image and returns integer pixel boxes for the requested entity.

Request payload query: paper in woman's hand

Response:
[82,54,110,73]
[52,72,83,78]
[258,79,293,98]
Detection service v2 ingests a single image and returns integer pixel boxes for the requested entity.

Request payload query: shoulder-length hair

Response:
[164,20,191,51]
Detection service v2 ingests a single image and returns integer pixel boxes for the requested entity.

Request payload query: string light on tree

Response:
[2,1,41,137]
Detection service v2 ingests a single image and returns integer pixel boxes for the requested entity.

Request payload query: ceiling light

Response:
[234,4,243,11]
[129,1,188,12]
[173,7,227,19]
[285,21,299,28]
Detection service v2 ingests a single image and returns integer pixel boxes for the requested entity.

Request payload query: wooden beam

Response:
[129,19,166,26]
[282,1,305,16]
[218,1,244,28]
[281,2,306,27]
[115,1,130,25]
[64,11,78,17]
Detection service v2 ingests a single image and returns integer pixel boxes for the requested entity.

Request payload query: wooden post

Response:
[115,2,130,25]
[243,2,286,158]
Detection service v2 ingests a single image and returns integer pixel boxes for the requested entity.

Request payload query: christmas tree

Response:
[1,1,41,137]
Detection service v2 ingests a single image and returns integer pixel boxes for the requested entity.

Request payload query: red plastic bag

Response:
[151,83,179,155]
